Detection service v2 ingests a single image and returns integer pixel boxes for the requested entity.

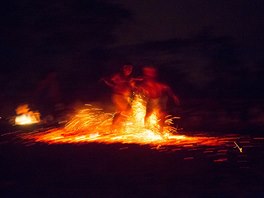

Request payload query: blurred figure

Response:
[102,65,135,128]
[140,66,180,132]
[34,71,62,122]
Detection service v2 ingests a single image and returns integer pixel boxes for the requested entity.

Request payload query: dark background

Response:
[1,0,264,132]
[1,1,264,197]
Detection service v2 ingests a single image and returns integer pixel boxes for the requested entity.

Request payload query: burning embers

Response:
[21,94,181,144]
[20,94,235,149]
[14,104,40,125]
[18,94,244,160]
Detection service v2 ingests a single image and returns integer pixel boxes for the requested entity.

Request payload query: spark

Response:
[234,141,243,153]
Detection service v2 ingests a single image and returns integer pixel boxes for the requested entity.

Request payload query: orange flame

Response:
[15,104,40,125]
[20,95,239,148]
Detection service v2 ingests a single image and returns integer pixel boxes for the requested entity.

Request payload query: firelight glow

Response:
[21,95,238,148]
[15,104,40,125]
[15,113,40,125]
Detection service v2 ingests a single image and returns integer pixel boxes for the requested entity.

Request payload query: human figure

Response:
[139,66,180,132]
[102,65,135,128]
[34,71,62,122]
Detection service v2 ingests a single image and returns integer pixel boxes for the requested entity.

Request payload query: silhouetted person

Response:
[139,66,180,132]
[34,71,62,122]
[102,65,135,128]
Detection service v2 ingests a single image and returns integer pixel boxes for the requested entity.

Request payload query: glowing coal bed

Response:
[18,95,247,156]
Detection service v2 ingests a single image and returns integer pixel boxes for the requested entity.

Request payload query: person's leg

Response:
[144,99,154,129]
[112,94,131,129]
[158,110,166,133]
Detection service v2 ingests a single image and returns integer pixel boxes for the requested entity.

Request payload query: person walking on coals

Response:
[102,65,135,129]
[139,66,180,133]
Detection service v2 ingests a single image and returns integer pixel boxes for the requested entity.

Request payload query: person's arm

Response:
[101,74,119,88]
[102,78,115,88]
[129,77,143,89]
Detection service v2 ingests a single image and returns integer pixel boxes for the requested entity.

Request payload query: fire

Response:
[20,95,239,149]
[15,104,41,125]
[60,95,178,144]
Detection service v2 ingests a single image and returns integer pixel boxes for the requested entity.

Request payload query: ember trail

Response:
[20,94,237,148]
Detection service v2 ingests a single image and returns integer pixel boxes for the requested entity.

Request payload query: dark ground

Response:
[0,125,264,197]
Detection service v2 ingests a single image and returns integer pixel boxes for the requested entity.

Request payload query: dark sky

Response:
[2,0,263,68]
[114,0,264,48]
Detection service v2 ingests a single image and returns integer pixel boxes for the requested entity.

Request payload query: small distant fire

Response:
[15,104,41,125]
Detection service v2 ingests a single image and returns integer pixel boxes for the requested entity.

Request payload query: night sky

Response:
[1,0,264,118]
[114,0,264,51]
